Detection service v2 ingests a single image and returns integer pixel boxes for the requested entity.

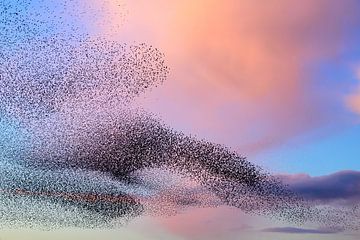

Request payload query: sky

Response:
[110,0,360,177]
[2,0,360,239]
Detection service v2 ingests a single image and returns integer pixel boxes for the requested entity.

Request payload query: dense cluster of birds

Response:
[0,0,359,231]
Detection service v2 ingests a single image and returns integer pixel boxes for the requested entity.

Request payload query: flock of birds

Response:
[0,0,359,231]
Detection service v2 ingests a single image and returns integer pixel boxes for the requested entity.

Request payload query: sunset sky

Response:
[2,0,360,239]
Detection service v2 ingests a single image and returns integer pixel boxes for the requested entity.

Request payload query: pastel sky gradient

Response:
[103,0,360,176]
[2,0,360,239]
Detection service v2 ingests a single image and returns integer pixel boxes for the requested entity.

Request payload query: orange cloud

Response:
[96,0,360,154]
[346,68,360,116]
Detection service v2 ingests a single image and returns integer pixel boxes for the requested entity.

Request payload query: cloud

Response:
[279,170,360,204]
[262,227,343,234]
[99,0,360,153]
[346,67,360,116]
[156,206,255,239]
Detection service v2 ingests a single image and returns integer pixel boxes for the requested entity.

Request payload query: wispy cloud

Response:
[262,227,343,234]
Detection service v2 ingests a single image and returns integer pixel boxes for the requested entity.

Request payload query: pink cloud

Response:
[97,1,360,154]
[346,67,360,116]
[155,206,255,239]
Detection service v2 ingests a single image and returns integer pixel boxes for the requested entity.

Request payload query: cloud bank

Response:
[280,170,360,205]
